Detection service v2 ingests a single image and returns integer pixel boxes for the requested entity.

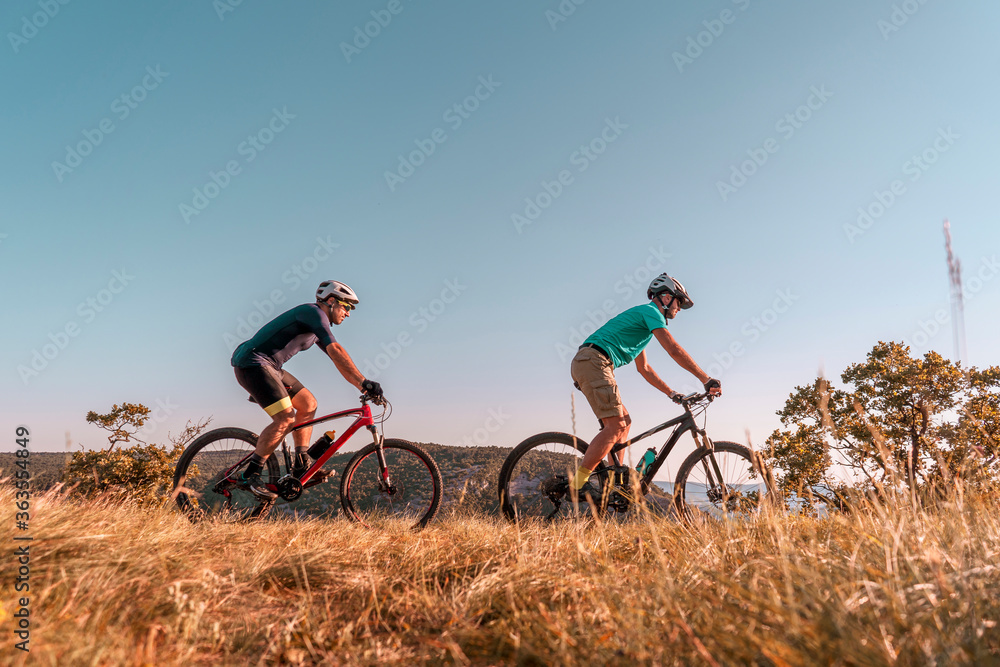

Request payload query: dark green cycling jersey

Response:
[231,303,336,369]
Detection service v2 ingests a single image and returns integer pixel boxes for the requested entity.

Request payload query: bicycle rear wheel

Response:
[173,427,280,522]
[339,439,442,529]
[498,432,611,523]
[674,441,771,521]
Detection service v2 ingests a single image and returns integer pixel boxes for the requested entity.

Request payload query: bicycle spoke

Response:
[499,434,596,522]
[677,442,768,520]
[174,428,278,523]
[341,440,441,529]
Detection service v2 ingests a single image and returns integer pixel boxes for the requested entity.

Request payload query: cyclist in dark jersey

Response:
[231,279,383,500]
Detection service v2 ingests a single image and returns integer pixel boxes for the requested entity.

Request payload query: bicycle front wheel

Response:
[674,441,771,521]
[498,432,596,523]
[339,439,443,529]
[173,427,280,522]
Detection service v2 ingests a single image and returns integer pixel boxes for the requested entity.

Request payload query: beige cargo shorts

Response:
[570,346,625,420]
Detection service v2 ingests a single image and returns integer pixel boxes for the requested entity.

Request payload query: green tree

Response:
[763,342,1000,504]
[85,402,151,450]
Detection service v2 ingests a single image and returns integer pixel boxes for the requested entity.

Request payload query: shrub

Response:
[65,402,208,506]
[64,442,188,507]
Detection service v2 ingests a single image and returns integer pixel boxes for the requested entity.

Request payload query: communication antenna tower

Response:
[943,219,967,363]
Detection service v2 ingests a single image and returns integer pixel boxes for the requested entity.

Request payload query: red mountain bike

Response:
[172,394,442,529]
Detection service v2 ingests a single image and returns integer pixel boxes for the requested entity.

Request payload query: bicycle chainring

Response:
[606,489,631,513]
[275,475,303,501]
[602,467,638,513]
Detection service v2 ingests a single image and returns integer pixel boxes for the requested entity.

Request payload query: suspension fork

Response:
[368,425,391,488]
[693,428,730,498]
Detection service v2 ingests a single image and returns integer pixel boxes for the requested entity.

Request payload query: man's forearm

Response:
[667,347,709,384]
[327,345,364,389]
[637,366,673,395]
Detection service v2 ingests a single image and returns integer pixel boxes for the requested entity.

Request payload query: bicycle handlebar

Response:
[678,390,715,408]
[360,392,387,407]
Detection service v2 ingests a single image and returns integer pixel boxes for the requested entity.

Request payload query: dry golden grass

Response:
[2,484,999,666]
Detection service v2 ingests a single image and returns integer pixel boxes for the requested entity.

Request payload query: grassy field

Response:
[2,482,999,666]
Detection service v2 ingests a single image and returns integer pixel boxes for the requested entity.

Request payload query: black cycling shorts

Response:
[234,365,305,416]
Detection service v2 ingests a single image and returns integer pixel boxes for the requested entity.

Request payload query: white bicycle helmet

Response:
[647,273,693,309]
[316,280,359,306]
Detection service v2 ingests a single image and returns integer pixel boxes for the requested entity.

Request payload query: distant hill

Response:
[272,443,508,519]
[0,452,70,490]
[0,445,510,517]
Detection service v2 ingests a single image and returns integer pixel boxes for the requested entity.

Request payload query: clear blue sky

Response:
[3,1,998,478]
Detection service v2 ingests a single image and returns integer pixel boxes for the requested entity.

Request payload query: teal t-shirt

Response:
[583,303,667,369]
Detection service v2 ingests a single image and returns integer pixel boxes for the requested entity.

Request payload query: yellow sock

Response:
[571,466,592,491]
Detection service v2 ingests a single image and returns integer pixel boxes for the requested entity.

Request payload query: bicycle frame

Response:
[604,398,715,496]
[285,402,379,486]
[214,400,380,493]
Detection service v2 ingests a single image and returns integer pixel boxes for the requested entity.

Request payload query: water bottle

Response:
[306,430,337,460]
[636,447,656,475]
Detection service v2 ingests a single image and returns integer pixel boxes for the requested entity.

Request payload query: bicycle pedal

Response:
[303,469,334,487]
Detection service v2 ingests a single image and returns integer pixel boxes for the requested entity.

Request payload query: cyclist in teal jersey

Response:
[230,279,383,500]
[568,273,721,498]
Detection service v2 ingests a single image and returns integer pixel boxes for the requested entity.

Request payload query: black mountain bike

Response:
[497,391,775,522]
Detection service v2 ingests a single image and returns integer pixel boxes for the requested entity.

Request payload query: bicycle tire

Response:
[674,441,772,521]
[498,431,618,523]
[339,438,443,530]
[173,427,280,522]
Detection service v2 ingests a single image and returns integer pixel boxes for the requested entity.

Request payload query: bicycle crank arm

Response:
[301,469,334,488]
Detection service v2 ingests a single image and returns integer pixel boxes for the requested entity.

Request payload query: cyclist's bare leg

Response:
[581,413,630,472]
[290,388,317,452]
[254,408,296,458]
[607,413,633,466]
